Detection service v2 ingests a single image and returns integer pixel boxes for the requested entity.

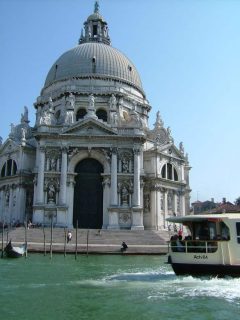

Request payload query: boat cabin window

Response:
[194,222,216,240]
[192,220,230,241]
[236,223,240,244]
[220,222,230,240]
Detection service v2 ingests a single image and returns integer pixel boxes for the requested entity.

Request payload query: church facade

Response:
[0,2,191,230]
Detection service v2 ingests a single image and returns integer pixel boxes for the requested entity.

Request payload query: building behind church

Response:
[0,2,191,230]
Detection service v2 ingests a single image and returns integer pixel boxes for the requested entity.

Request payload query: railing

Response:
[169,240,219,254]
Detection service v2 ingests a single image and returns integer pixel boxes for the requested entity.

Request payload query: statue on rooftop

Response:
[21,106,29,124]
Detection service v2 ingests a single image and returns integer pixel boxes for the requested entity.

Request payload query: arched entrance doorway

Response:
[73,158,103,228]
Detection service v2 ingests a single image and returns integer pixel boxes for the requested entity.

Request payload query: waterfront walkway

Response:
[2,227,169,255]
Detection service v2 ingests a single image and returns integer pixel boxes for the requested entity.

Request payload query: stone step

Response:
[1,227,170,254]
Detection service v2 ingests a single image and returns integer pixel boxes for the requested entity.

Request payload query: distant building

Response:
[0,2,191,229]
[191,198,240,214]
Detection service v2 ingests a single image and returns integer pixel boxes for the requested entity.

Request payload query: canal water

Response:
[1,254,240,320]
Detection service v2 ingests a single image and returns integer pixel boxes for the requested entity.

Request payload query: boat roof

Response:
[166,213,240,223]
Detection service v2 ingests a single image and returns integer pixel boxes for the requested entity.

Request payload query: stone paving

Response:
[1,227,170,255]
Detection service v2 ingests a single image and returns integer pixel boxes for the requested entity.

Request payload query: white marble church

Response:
[0,2,191,230]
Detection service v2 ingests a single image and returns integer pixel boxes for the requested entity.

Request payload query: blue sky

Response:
[1,0,240,204]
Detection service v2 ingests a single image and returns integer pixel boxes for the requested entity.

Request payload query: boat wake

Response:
[104,267,240,304]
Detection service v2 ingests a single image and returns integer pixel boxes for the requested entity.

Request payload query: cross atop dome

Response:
[79,1,111,45]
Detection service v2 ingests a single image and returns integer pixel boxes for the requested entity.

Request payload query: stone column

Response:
[180,192,186,216]
[59,148,68,205]
[36,146,45,204]
[156,189,161,229]
[131,147,143,230]
[133,147,141,207]
[0,189,3,221]
[181,164,185,181]
[108,148,119,229]
[163,189,168,228]
[110,148,118,206]
[102,177,110,229]
[17,186,26,223]
[149,189,157,229]
[9,186,14,224]
[66,175,75,228]
[173,191,178,215]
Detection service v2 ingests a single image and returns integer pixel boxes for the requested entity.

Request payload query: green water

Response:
[1,254,240,320]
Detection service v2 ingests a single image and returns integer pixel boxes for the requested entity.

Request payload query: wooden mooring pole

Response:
[1,223,4,258]
[75,220,78,260]
[24,220,28,258]
[6,229,9,245]
[43,226,46,256]
[64,228,67,257]
[50,217,53,259]
[86,229,89,257]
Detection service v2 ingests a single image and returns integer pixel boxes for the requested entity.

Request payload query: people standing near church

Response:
[67,230,72,243]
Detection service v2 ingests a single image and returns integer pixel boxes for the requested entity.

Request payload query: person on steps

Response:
[121,241,128,252]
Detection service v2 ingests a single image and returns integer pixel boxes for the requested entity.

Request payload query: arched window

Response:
[1,159,17,177]
[76,108,87,121]
[161,163,178,181]
[1,163,6,177]
[96,109,107,122]
[7,159,12,176]
[12,161,17,175]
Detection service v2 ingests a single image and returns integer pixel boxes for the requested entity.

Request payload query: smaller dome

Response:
[87,12,104,22]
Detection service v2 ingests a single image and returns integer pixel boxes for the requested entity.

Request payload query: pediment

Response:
[0,139,20,155]
[160,144,185,159]
[61,118,117,136]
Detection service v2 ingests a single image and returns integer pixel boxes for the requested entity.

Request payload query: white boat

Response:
[166,213,240,277]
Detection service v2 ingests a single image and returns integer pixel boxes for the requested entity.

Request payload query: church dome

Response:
[44,42,143,94]
[43,2,144,96]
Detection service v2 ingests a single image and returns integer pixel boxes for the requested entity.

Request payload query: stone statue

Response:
[154,111,164,129]
[66,93,75,109]
[88,94,95,108]
[122,158,129,173]
[39,108,56,125]
[179,142,184,154]
[110,111,118,125]
[109,94,117,110]
[103,25,107,37]
[21,106,29,124]
[131,110,142,127]
[50,157,56,171]
[121,186,129,206]
[48,184,55,202]
[85,94,97,119]
[40,110,51,125]
[167,126,174,142]
[64,93,75,124]
[21,127,27,140]
[48,97,54,112]
[65,110,74,125]
[167,126,171,136]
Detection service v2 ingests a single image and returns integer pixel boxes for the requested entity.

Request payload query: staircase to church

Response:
[3,227,170,254]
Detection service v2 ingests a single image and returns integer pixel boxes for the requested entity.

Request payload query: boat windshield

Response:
[169,219,230,254]
[189,220,230,241]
